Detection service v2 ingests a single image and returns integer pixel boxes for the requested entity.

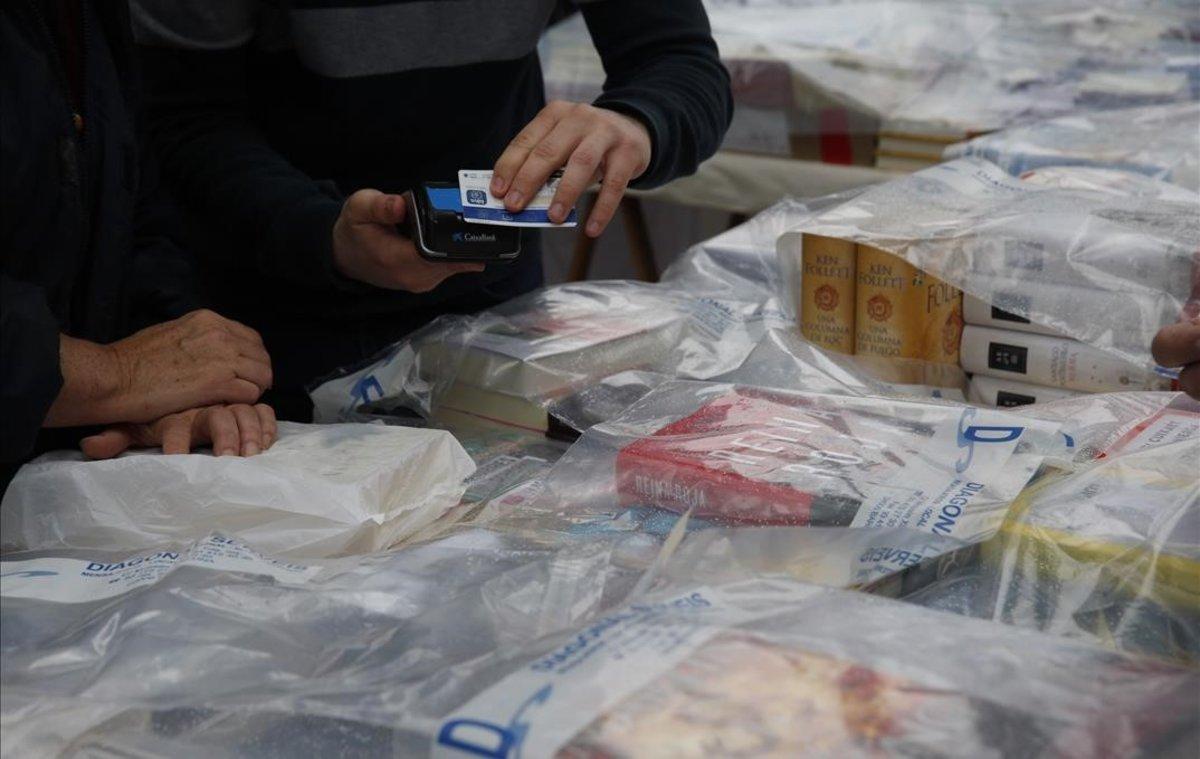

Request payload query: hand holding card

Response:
[458,170,577,228]
[488,101,652,237]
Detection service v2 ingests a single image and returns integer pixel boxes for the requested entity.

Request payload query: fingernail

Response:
[549,203,564,222]
[491,176,505,195]
[504,190,522,208]
[218,447,237,457]
[245,442,261,456]
[587,220,602,236]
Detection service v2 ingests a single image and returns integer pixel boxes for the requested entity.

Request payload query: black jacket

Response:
[134,0,732,399]
[1,1,196,478]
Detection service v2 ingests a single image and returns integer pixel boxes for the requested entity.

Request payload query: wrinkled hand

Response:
[332,189,484,291]
[81,403,277,460]
[47,310,272,428]
[1152,316,1200,400]
[491,101,651,238]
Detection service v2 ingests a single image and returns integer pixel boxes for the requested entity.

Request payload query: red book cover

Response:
[614,389,898,526]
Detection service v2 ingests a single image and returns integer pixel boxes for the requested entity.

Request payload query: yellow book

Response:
[799,234,856,354]
[854,244,922,358]
[920,273,963,364]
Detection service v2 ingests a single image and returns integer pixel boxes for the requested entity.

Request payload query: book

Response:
[422,302,685,433]
[959,325,1171,393]
[855,244,963,363]
[921,271,963,365]
[615,389,864,526]
[874,153,942,173]
[963,288,1171,349]
[963,293,1061,337]
[968,374,1084,407]
[982,449,1200,661]
[798,233,856,354]
[855,244,923,359]
[613,387,1052,534]
[441,308,683,399]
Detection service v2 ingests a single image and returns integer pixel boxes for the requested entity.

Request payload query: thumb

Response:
[345,189,406,225]
[81,427,136,460]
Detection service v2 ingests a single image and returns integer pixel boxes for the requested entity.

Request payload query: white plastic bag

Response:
[0,422,475,558]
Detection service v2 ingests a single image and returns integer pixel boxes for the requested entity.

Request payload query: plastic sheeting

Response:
[542,1,1199,164]
[309,280,794,429]
[945,103,1200,190]
[904,433,1200,665]
[0,422,475,558]
[426,578,1199,757]
[483,380,1060,554]
[8,538,1196,757]
[779,157,1199,373]
[0,529,649,756]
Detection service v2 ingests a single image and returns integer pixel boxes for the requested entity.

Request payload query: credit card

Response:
[458,169,578,228]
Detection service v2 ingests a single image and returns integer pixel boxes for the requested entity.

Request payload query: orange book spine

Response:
[799,234,857,354]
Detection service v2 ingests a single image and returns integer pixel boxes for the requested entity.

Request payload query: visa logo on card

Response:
[458,170,578,228]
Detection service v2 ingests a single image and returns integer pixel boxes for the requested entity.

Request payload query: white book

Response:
[968,374,1084,408]
[962,293,1061,337]
[961,287,1173,354]
[960,325,1170,393]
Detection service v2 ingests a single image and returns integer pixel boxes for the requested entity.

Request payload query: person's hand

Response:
[491,101,651,238]
[332,189,485,291]
[45,310,273,428]
[1152,316,1200,400]
[80,403,278,460]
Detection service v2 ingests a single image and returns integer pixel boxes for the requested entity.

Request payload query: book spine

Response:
[962,293,1062,337]
[799,234,857,354]
[614,449,815,525]
[967,374,1084,407]
[959,325,1170,393]
[855,244,922,359]
[920,273,963,365]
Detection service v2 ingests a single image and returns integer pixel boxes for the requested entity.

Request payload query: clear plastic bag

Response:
[0,529,652,756]
[904,435,1200,665]
[0,422,475,558]
[779,157,1199,372]
[309,280,792,432]
[945,103,1200,191]
[9,539,1195,757]
[423,577,1199,758]
[484,380,1062,554]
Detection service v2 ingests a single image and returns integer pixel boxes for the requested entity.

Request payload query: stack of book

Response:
[797,234,964,379]
[875,122,983,173]
[961,294,1172,407]
[427,306,685,436]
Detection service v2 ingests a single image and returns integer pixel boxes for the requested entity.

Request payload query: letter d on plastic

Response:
[436,719,515,758]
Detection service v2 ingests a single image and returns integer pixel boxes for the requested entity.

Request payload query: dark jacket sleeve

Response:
[582,0,733,188]
[1,276,63,462]
[125,130,206,329]
[135,41,345,292]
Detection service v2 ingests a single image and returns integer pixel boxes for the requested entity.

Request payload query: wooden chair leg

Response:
[621,198,659,283]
